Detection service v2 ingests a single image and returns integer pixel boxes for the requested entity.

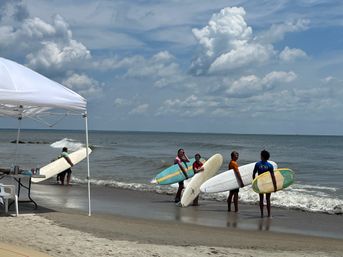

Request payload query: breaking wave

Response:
[50,138,85,151]
[72,177,343,215]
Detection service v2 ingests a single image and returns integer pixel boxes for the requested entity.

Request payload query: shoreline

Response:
[0,183,342,256]
[30,183,343,239]
[41,209,343,252]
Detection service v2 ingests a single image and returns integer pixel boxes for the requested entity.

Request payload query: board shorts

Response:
[230,188,239,193]
[65,168,72,175]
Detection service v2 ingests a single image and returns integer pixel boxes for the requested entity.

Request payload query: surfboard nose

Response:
[150,179,157,184]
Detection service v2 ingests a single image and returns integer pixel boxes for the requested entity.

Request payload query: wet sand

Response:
[1,182,342,256]
[30,183,343,239]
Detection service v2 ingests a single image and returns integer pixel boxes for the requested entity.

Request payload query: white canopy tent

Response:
[0,57,92,216]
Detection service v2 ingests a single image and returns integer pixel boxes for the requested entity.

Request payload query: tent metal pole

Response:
[14,118,22,165]
[83,111,91,216]
[14,106,23,165]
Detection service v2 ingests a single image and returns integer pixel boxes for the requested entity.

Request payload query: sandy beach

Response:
[0,183,342,257]
[0,211,342,257]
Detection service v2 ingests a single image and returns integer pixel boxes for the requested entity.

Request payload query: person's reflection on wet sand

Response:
[226,213,238,228]
[258,217,271,231]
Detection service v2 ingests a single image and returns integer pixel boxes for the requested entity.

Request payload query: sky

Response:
[1,0,343,135]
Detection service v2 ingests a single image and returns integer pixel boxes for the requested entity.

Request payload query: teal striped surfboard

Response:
[151,158,205,185]
[252,168,294,194]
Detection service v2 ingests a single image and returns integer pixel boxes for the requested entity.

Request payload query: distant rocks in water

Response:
[10,140,25,144]
[10,140,49,144]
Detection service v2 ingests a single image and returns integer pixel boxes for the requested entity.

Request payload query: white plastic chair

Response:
[0,183,19,216]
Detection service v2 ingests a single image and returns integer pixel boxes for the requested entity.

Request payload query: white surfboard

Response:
[180,153,223,207]
[200,160,277,193]
[31,147,92,183]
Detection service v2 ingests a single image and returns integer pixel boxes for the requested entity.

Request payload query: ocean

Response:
[1,129,342,215]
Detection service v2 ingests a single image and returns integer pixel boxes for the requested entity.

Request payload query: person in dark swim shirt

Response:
[252,150,277,218]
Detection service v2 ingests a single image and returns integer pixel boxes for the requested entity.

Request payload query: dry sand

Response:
[0,212,342,257]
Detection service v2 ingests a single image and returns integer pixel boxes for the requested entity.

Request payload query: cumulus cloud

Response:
[280,46,307,62]
[190,7,274,75]
[26,15,91,71]
[0,0,29,23]
[0,2,91,72]
[226,71,297,97]
[62,73,102,98]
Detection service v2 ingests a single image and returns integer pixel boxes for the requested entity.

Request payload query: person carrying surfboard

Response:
[252,150,277,218]
[174,148,190,203]
[191,153,205,206]
[57,147,74,185]
[227,151,244,212]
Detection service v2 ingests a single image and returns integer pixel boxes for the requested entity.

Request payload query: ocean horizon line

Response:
[0,127,342,137]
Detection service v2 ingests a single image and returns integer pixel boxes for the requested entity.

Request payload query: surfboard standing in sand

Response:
[181,153,223,207]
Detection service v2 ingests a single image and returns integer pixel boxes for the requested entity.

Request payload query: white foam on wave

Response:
[50,138,84,151]
[71,177,343,215]
[72,177,176,195]
[293,184,337,192]
[202,184,343,215]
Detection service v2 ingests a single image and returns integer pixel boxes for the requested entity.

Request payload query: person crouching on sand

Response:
[174,148,190,203]
[192,153,205,206]
[252,150,277,218]
[227,151,244,212]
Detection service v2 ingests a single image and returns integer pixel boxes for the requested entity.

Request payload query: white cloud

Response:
[95,51,186,89]
[114,98,132,108]
[190,7,274,75]
[157,95,219,117]
[62,73,102,98]
[258,19,310,44]
[226,71,297,97]
[280,46,307,62]
[129,104,149,115]
[26,15,91,71]
[209,44,273,73]
[0,2,91,72]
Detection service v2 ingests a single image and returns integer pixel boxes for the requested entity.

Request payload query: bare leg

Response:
[266,193,271,217]
[233,192,239,212]
[227,191,234,211]
[60,173,65,185]
[259,194,264,217]
[175,183,184,202]
[67,172,71,185]
[193,195,199,206]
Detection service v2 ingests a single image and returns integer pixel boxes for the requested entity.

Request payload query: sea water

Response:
[0,129,342,214]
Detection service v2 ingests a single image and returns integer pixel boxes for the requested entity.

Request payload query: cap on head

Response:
[62,147,68,152]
